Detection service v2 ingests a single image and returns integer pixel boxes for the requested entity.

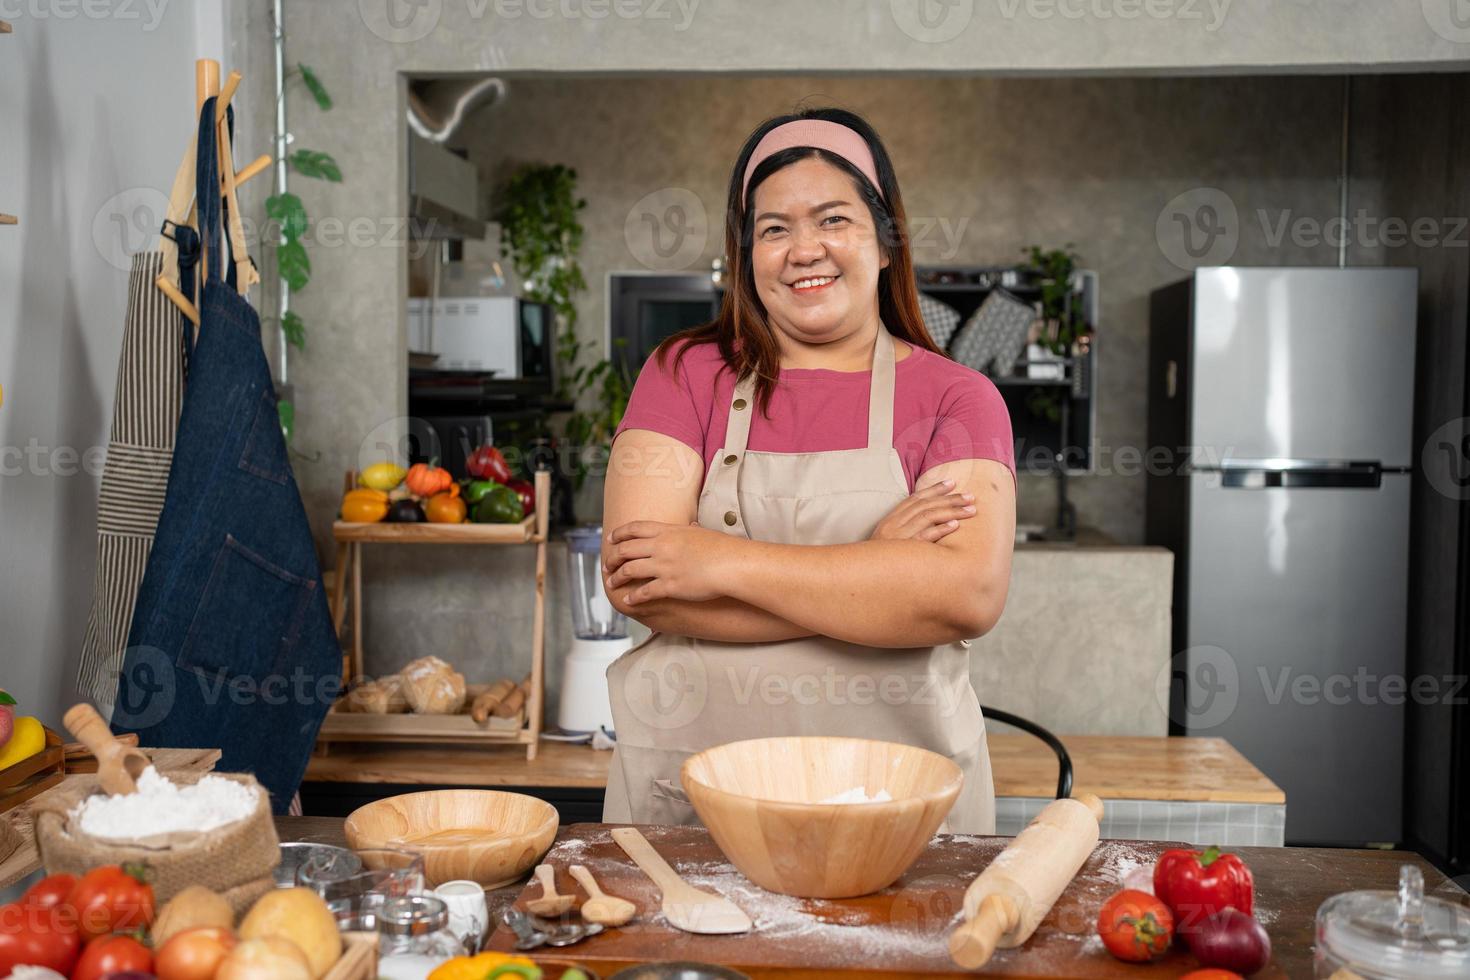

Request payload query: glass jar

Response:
[1315,865,1470,978]
[378,894,465,959]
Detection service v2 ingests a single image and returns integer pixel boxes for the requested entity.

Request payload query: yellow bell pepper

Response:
[0,716,45,770]
[427,951,540,980]
[340,487,390,523]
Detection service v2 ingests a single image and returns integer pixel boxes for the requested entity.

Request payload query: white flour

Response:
[72,766,259,840]
[817,787,893,805]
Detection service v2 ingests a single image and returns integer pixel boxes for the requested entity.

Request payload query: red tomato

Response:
[20,872,77,909]
[72,932,152,980]
[1097,888,1175,963]
[155,925,238,980]
[66,864,154,942]
[0,900,82,976]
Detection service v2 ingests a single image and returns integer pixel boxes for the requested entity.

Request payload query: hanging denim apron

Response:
[113,97,340,813]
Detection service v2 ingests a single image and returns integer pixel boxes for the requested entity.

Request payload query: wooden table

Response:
[304,735,1281,801]
[275,815,1465,979]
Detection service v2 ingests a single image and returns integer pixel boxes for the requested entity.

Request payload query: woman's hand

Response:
[604,520,732,605]
[870,478,977,543]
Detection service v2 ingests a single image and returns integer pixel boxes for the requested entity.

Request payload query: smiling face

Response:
[748,155,890,358]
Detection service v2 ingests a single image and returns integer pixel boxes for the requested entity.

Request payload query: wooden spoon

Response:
[63,703,149,796]
[569,864,636,927]
[525,864,575,917]
[611,827,751,934]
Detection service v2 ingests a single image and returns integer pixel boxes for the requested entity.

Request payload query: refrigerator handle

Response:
[1218,461,1383,489]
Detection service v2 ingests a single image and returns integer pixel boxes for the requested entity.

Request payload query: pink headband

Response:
[741,119,886,210]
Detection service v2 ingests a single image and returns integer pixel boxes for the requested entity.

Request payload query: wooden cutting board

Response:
[486,824,1288,979]
[0,747,220,891]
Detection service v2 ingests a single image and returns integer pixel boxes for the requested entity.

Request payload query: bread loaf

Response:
[400,656,466,714]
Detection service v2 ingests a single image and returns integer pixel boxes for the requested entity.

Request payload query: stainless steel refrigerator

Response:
[1147,267,1417,846]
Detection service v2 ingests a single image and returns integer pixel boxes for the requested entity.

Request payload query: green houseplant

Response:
[260,64,342,441]
[495,164,632,489]
[1021,244,1091,424]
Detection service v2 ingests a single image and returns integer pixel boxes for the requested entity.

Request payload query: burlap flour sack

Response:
[33,771,279,915]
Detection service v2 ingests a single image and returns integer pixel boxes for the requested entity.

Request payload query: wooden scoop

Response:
[63,703,149,796]
[569,864,636,927]
[611,827,751,935]
[525,864,575,917]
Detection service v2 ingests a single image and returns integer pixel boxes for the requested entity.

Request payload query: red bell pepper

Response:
[1153,845,1254,929]
[466,444,513,484]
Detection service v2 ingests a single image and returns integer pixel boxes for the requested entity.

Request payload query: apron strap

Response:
[867,327,896,451]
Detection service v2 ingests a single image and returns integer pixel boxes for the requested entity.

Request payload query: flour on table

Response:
[817,787,893,804]
[71,766,259,840]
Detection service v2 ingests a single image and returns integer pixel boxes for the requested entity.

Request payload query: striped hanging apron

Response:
[77,144,196,709]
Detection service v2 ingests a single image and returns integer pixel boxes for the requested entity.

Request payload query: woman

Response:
[600,107,1016,833]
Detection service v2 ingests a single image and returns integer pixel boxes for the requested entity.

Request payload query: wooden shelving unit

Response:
[321,469,551,760]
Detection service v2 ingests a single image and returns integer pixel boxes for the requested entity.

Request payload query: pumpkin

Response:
[406,461,453,497]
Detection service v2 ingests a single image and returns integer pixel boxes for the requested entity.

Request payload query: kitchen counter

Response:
[275,815,1463,979]
[303,735,1286,844]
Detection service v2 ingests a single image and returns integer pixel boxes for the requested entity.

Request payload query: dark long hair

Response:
[652,106,941,418]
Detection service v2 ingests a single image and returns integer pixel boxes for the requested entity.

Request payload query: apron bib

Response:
[604,327,995,833]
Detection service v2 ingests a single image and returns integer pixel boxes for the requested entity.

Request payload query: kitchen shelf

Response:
[0,216,16,226]
[917,265,1099,474]
[333,513,534,543]
[324,469,551,760]
[0,19,12,32]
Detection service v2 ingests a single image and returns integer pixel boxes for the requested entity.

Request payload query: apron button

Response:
[732,398,747,411]
[724,511,738,526]
[723,454,738,465]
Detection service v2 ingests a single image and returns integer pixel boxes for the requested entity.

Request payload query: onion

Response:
[1185,907,1271,975]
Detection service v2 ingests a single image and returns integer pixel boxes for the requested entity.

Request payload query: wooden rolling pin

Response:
[948,792,1106,969]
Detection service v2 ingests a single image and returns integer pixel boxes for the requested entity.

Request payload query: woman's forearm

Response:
[616,591,816,644]
[719,538,1003,648]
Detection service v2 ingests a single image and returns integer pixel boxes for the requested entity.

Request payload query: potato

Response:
[216,936,312,980]
[151,884,234,946]
[239,887,341,979]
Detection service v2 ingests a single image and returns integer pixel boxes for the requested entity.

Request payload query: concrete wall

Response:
[0,4,222,729]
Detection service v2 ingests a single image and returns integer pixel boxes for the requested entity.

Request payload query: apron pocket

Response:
[650,777,700,827]
[238,387,291,485]
[178,534,316,684]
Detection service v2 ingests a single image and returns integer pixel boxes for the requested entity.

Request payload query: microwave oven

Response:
[408,296,554,380]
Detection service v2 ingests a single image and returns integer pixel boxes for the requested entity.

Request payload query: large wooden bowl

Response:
[343,790,558,889]
[681,736,962,899]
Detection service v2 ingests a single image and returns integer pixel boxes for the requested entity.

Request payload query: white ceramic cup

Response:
[434,879,489,952]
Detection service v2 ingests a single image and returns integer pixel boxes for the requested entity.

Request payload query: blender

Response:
[557,524,633,734]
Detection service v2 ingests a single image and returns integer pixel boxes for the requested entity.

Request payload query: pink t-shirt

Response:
[612,338,1016,493]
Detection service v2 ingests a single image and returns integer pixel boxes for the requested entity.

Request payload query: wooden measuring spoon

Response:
[525,864,575,917]
[569,864,636,927]
[63,703,149,796]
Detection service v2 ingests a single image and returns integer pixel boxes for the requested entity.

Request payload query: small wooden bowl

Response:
[343,790,558,889]
[681,736,962,899]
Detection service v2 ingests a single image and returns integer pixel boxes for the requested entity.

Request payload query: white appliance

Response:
[558,525,632,734]
[1148,267,1417,846]
[407,296,525,375]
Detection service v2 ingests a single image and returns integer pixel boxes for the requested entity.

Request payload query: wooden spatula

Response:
[63,703,149,796]
[611,827,751,935]
[569,864,636,927]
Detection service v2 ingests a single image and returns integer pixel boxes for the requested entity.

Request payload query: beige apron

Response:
[604,327,995,834]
